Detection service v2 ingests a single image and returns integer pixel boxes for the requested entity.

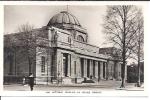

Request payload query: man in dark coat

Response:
[28,73,34,91]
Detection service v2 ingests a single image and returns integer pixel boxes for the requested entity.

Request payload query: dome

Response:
[47,11,81,27]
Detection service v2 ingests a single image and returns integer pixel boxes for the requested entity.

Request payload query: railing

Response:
[4,75,84,85]
[4,75,28,84]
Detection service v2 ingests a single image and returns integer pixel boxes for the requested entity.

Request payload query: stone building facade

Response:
[4,11,123,84]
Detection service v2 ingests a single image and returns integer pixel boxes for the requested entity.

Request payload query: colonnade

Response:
[80,58,107,80]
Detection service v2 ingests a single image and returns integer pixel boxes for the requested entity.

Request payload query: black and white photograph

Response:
[2,4,148,96]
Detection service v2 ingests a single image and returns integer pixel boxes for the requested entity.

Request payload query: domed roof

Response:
[47,11,81,27]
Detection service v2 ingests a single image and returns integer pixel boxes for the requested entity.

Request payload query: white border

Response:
[0,1,150,97]
[0,5,4,93]
[0,1,149,5]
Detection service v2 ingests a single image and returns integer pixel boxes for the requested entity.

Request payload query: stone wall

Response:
[4,46,36,83]
[35,46,53,84]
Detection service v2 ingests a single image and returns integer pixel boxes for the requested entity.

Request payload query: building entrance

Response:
[63,53,68,77]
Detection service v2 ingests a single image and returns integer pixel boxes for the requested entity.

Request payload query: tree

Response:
[103,5,142,88]
[130,10,144,87]
[17,23,51,83]
[4,34,18,75]
[17,23,35,75]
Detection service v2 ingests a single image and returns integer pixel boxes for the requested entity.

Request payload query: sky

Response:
[4,5,107,47]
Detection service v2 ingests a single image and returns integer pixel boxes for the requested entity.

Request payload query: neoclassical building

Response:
[4,11,124,84]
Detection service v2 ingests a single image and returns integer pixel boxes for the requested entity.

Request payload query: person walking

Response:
[22,76,26,85]
[28,73,34,91]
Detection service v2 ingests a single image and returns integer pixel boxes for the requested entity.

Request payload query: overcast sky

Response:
[4,5,108,47]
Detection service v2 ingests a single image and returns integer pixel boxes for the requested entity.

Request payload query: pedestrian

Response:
[28,73,34,91]
[22,76,26,85]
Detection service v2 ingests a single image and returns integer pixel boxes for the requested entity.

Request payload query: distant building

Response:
[99,47,122,60]
[4,11,124,84]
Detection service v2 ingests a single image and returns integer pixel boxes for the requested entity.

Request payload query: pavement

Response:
[3,80,144,91]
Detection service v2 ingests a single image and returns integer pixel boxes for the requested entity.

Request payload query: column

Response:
[61,53,64,77]
[47,51,51,81]
[53,50,58,78]
[106,61,110,80]
[93,60,95,77]
[84,58,87,77]
[95,61,98,78]
[76,57,81,77]
[105,62,108,80]
[74,60,76,77]
[100,62,103,79]
[113,61,117,79]
[80,58,84,77]
[115,62,119,80]
[98,61,101,81]
[90,60,93,77]
[57,52,60,75]
[67,54,71,77]
[111,63,114,80]
[70,54,75,77]
[87,59,90,78]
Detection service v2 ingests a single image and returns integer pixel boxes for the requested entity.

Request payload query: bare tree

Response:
[17,23,35,75]
[103,5,142,88]
[4,34,18,75]
[17,23,52,84]
[130,10,144,87]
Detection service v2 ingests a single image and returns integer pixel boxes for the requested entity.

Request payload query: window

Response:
[41,56,45,73]
[9,54,13,75]
[77,35,84,42]
[68,37,71,43]
[63,53,68,77]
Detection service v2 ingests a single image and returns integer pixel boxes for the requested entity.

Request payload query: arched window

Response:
[77,35,84,42]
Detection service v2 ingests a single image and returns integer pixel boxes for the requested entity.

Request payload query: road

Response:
[3,80,144,91]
